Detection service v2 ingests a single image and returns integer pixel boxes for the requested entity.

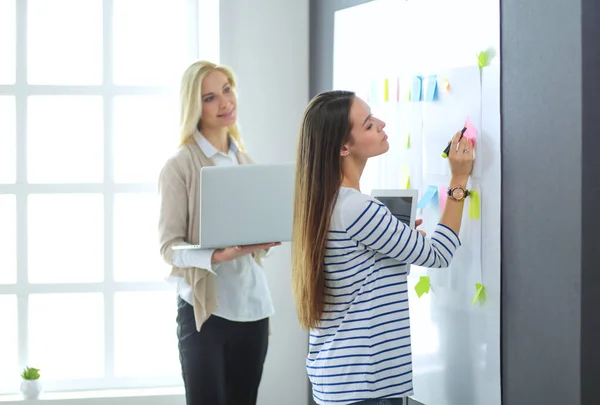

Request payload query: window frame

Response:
[0,0,208,394]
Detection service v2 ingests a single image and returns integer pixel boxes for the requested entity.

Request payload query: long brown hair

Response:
[292,90,355,329]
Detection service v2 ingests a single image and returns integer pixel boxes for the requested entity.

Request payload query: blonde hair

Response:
[178,60,244,150]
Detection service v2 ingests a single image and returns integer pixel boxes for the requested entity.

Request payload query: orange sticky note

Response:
[443,78,450,92]
[439,186,448,212]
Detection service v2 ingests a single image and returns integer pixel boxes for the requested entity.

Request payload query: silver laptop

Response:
[173,162,296,250]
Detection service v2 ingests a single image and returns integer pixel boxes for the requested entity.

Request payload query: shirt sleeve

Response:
[341,192,461,268]
[172,246,217,274]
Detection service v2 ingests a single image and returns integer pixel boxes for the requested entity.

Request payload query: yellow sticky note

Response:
[398,78,411,102]
[383,78,389,102]
[469,190,480,219]
[400,133,411,149]
[400,166,410,189]
[471,283,486,306]
[414,276,431,298]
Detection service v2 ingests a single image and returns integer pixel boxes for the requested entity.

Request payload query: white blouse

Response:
[170,133,275,322]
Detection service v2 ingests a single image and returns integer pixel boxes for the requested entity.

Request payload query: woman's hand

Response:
[212,242,282,263]
[415,219,426,237]
[448,130,475,182]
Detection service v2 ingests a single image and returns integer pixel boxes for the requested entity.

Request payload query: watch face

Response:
[452,187,465,200]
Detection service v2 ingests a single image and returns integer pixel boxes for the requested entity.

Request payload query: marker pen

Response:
[442,126,467,158]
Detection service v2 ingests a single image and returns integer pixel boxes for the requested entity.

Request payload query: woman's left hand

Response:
[415,219,426,236]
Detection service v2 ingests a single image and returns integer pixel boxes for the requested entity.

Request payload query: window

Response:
[0,0,202,394]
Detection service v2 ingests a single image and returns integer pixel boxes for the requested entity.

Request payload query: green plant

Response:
[21,367,40,380]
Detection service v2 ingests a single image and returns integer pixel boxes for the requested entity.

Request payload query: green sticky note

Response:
[472,283,486,306]
[477,47,496,69]
[406,133,411,149]
[469,190,480,219]
[414,276,431,298]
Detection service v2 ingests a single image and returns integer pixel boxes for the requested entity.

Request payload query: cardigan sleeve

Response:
[157,156,189,266]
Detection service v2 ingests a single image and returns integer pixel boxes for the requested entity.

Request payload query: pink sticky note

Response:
[464,116,478,146]
[439,186,448,213]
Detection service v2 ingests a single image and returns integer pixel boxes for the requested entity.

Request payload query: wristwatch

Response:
[447,186,470,201]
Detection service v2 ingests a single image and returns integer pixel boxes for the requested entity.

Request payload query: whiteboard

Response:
[333,1,501,405]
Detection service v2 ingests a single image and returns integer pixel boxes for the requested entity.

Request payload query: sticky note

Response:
[369,79,379,103]
[414,276,431,298]
[425,75,438,101]
[417,185,439,209]
[411,76,422,102]
[383,78,389,102]
[469,190,480,219]
[471,283,486,306]
[400,166,411,189]
[396,77,400,102]
[464,116,478,146]
[399,78,411,101]
[439,187,448,212]
[477,47,495,69]
[442,78,450,92]
[400,132,411,149]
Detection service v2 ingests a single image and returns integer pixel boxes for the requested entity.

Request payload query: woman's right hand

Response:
[212,242,281,263]
[448,130,475,180]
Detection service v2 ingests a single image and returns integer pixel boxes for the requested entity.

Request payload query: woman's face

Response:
[199,70,237,130]
[341,96,389,159]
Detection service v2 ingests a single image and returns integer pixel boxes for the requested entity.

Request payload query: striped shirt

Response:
[307,187,461,405]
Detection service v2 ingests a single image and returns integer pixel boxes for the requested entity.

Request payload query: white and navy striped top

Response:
[307,187,461,405]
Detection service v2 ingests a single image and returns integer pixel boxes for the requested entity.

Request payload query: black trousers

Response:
[176,297,269,405]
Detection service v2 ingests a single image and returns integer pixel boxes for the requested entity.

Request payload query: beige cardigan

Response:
[158,138,268,331]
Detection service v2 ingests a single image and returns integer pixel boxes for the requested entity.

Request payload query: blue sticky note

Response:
[417,185,439,209]
[425,75,438,101]
[369,79,379,103]
[411,76,422,102]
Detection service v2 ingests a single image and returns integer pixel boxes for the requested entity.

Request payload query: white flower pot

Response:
[20,379,42,400]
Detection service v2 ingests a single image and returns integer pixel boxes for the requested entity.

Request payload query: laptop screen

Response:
[374,196,413,226]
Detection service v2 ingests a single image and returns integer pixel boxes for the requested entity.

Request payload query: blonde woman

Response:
[158,60,279,405]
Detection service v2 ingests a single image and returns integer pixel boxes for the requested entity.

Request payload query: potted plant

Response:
[20,367,42,400]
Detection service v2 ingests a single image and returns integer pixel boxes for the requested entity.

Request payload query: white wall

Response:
[219,1,310,405]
